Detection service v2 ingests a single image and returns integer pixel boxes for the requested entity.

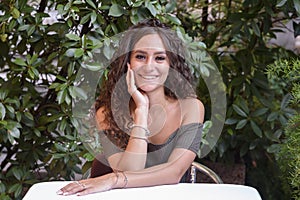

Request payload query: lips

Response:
[139,74,159,80]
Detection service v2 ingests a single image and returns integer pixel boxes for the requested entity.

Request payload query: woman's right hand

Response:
[126,63,149,110]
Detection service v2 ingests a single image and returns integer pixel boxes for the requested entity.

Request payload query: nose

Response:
[143,56,155,71]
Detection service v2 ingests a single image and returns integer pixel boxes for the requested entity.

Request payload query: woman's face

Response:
[129,34,170,92]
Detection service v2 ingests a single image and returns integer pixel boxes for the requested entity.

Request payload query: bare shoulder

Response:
[180,98,205,124]
[96,107,110,130]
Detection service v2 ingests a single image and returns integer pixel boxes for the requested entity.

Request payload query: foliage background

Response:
[0,0,299,199]
[266,58,300,199]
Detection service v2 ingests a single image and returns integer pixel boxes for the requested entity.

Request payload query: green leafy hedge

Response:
[267,58,300,199]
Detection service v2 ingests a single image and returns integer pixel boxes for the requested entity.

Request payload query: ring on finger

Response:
[75,181,86,189]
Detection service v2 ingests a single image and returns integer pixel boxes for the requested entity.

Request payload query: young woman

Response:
[57,18,204,196]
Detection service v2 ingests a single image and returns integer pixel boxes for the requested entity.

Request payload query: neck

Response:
[146,88,169,106]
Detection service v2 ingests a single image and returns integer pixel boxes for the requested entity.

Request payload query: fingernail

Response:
[56,190,63,195]
[63,192,69,195]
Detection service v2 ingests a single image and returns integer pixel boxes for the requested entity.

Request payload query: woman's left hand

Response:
[56,174,116,196]
[126,63,149,110]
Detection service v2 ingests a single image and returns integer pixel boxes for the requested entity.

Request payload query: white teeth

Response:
[141,75,158,80]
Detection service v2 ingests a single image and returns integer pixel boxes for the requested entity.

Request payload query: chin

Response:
[138,84,162,92]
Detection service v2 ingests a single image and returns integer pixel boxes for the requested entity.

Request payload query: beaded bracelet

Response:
[128,123,150,137]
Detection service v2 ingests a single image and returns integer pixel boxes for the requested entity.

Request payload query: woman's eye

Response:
[156,56,166,61]
[135,54,146,60]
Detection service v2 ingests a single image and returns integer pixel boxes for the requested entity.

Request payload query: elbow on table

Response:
[169,168,186,184]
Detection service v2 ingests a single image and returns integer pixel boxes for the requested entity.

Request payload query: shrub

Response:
[267,58,300,199]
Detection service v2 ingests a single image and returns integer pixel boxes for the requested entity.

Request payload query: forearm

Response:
[115,138,148,171]
[114,108,149,171]
[113,149,196,189]
[113,162,183,189]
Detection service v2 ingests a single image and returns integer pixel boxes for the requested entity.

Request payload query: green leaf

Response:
[65,48,76,57]
[18,25,30,31]
[70,117,79,129]
[0,182,5,193]
[69,86,88,100]
[250,120,262,137]
[27,25,35,36]
[251,21,260,36]
[126,0,133,6]
[28,68,39,79]
[8,183,22,198]
[29,54,38,65]
[103,45,113,60]
[225,118,238,125]
[9,127,20,138]
[237,98,249,115]
[249,141,257,150]
[132,1,144,7]
[16,111,22,122]
[252,108,268,117]
[24,112,34,121]
[0,34,8,42]
[57,89,67,104]
[108,4,125,17]
[0,103,5,120]
[0,90,8,100]
[200,66,210,77]
[54,143,66,152]
[34,129,41,137]
[233,104,248,117]
[165,13,181,25]
[10,7,20,19]
[166,0,177,13]
[49,82,61,89]
[280,94,292,109]
[5,105,14,114]
[74,48,84,58]
[66,33,80,41]
[12,167,23,180]
[294,0,300,15]
[86,0,97,9]
[236,119,247,129]
[267,112,278,122]
[276,0,287,7]
[80,13,91,25]
[267,144,280,154]
[145,1,157,16]
[59,118,67,132]
[84,62,103,71]
[91,11,97,24]
[13,58,27,66]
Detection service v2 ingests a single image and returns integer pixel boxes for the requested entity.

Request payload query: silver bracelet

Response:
[120,171,128,188]
[129,124,150,137]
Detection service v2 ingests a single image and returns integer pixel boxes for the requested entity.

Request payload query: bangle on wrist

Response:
[120,171,128,188]
[128,123,150,137]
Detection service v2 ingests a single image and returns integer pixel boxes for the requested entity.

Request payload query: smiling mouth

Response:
[139,75,159,80]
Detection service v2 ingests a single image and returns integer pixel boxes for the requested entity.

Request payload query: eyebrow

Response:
[132,50,167,55]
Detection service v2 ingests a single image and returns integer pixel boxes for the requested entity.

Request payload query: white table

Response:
[23,181,262,200]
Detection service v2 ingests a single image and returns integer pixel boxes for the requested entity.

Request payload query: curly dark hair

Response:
[95,18,196,149]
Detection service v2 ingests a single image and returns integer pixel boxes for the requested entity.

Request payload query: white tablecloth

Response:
[23,181,262,200]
